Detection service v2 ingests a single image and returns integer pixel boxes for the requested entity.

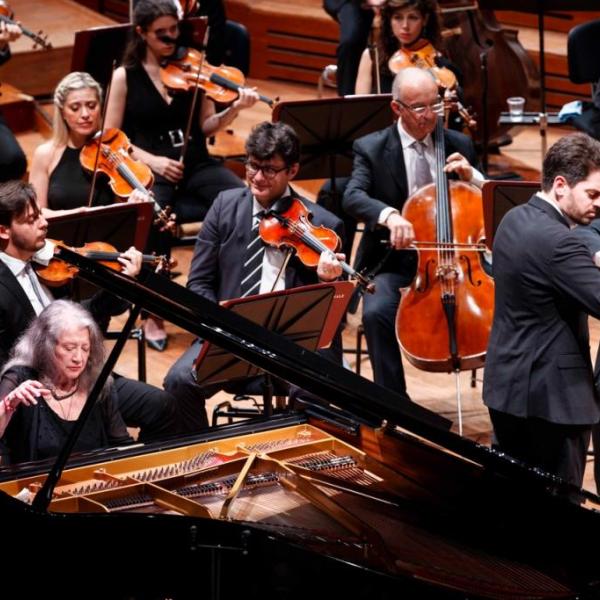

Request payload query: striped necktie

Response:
[239,211,266,298]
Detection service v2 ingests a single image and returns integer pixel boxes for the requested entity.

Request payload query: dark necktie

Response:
[239,211,266,298]
[413,140,433,191]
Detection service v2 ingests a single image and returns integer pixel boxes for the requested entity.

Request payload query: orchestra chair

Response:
[567,19,600,139]
[105,326,147,382]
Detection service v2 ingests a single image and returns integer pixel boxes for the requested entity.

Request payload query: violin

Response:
[160,47,276,108]
[259,197,375,293]
[0,1,51,50]
[79,128,175,232]
[33,241,168,287]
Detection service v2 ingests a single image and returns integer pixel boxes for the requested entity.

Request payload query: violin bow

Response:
[178,25,210,167]
[86,60,117,208]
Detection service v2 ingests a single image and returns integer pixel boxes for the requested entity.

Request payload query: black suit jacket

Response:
[343,124,478,281]
[187,187,345,302]
[0,260,129,367]
[483,195,600,425]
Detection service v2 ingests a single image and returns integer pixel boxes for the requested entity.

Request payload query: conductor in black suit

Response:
[483,133,600,488]
[164,121,345,431]
[343,67,483,398]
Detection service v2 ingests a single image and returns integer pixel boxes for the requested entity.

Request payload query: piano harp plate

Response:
[0,422,574,598]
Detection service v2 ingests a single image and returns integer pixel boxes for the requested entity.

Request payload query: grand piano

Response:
[0,248,598,599]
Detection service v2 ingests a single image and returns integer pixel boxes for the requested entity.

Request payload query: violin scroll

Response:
[0,1,52,50]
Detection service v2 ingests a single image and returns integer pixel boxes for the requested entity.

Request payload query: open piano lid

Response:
[0,248,599,599]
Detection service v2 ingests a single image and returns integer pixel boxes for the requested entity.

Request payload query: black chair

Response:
[223,20,250,75]
[567,19,600,139]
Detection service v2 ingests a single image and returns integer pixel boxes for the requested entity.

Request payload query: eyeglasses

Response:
[245,161,289,179]
[395,98,444,116]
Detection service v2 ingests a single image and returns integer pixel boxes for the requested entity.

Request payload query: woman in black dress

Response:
[0,300,132,464]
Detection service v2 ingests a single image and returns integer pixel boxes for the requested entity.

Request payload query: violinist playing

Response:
[343,67,484,399]
[355,0,469,131]
[29,71,150,217]
[105,0,259,226]
[163,121,345,432]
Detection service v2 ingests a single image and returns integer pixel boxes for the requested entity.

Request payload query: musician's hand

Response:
[445,152,473,182]
[232,87,260,111]
[385,212,415,249]
[128,189,151,204]
[0,21,22,46]
[4,380,50,411]
[149,155,184,183]
[118,246,143,277]
[317,251,345,282]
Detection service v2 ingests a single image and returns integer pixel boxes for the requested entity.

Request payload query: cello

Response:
[395,115,494,379]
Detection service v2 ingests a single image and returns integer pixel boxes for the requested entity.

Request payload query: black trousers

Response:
[113,374,179,442]
[489,408,592,488]
[362,271,410,400]
[324,1,373,96]
[0,115,26,182]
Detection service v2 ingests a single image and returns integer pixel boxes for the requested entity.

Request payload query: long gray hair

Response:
[3,300,110,398]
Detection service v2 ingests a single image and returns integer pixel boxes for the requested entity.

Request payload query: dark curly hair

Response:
[245,122,300,166]
[379,0,442,73]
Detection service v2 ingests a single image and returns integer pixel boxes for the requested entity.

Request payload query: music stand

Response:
[273,94,394,257]
[71,17,208,90]
[194,281,354,420]
[47,201,154,299]
[480,1,596,156]
[482,179,539,246]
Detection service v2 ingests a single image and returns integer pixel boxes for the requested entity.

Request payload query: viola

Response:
[33,241,168,287]
[79,128,175,232]
[0,1,51,50]
[160,47,276,108]
[395,115,494,403]
[259,197,375,293]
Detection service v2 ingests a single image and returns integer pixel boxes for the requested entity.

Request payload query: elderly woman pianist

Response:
[0,300,132,463]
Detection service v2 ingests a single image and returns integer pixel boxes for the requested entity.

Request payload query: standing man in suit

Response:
[0,180,178,442]
[343,67,483,398]
[164,121,345,431]
[323,0,376,96]
[483,133,600,488]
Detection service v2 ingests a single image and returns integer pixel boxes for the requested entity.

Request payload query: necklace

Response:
[51,381,79,401]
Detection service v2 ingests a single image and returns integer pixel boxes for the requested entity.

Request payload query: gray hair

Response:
[52,72,103,145]
[392,67,437,102]
[3,300,110,398]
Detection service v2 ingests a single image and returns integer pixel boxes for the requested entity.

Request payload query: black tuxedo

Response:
[0,260,177,443]
[164,187,345,432]
[342,124,479,396]
[483,195,600,486]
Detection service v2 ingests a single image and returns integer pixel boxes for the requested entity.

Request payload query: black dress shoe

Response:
[146,337,168,352]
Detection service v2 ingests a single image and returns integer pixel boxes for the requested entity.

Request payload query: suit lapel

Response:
[0,260,36,320]
[383,126,408,198]
[235,188,254,247]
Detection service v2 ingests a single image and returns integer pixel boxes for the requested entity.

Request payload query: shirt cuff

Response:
[470,168,486,189]
[378,207,398,226]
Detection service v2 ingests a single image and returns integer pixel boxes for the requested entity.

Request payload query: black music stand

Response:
[480,1,596,156]
[195,281,354,422]
[46,201,154,299]
[273,94,394,257]
[482,179,539,246]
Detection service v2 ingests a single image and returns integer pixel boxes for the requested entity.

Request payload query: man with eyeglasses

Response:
[343,67,484,399]
[164,121,345,431]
